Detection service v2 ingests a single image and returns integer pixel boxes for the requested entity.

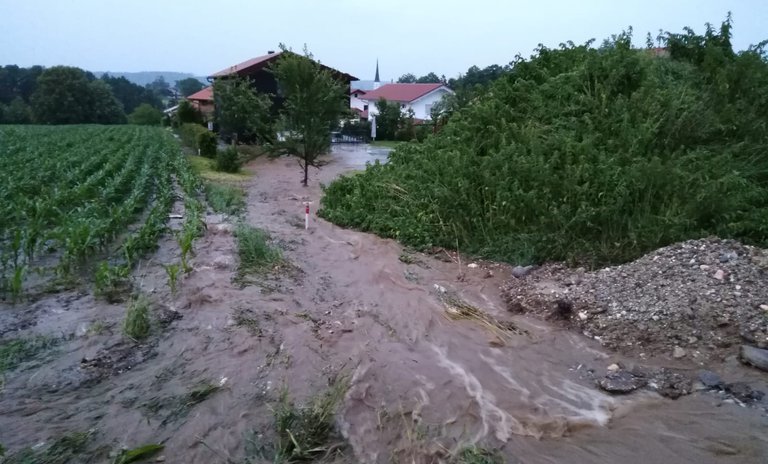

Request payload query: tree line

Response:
[0,65,204,125]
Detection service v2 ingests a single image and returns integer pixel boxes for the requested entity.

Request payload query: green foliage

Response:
[177,122,208,151]
[197,130,218,158]
[163,263,181,295]
[215,146,241,173]
[0,65,43,105]
[176,77,204,97]
[213,76,272,144]
[101,74,162,114]
[374,98,403,140]
[2,431,92,464]
[452,446,504,464]
[0,336,57,375]
[321,20,768,267]
[269,379,348,463]
[112,444,164,464]
[397,72,443,84]
[2,97,33,123]
[235,225,281,274]
[176,99,203,124]
[205,182,246,215]
[271,46,347,185]
[31,66,125,124]
[129,103,163,125]
[123,295,151,340]
[94,262,131,302]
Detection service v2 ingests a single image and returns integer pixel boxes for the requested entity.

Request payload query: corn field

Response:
[0,125,202,299]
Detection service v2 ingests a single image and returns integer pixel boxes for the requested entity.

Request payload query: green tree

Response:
[373,99,403,140]
[146,76,171,99]
[129,103,163,125]
[416,72,442,83]
[397,73,417,83]
[3,96,32,123]
[176,99,203,124]
[176,77,204,97]
[88,79,127,124]
[102,74,161,113]
[31,66,94,124]
[212,77,272,144]
[31,66,124,124]
[271,46,347,186]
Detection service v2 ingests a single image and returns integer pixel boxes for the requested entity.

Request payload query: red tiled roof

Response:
[210,52,282,77]
[210,51,357,80]
[350,88,366,95]
[361,83,445,103]
[187,86,213,101]
[352,107,369,119]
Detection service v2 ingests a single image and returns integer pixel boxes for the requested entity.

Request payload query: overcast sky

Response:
[1,0,766,81]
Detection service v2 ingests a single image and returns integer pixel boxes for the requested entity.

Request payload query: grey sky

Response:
[1,0,766,81]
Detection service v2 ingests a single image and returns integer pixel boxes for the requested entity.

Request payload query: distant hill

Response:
[94,71,207,87]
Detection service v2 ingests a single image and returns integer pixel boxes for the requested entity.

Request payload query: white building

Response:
[361,83,454,121]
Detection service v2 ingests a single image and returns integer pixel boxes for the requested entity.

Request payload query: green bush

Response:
[235,225,281,274]
[123,295,151,340]
[176,99,203,124]
[205,182,246,215]
[197,131,218,158]
[129,103,163,125]
[215,146,241,173]
[320,20,768,267]
[178,123,208,151]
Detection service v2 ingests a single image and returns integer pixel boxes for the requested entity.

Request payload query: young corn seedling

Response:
[163,263,181,295]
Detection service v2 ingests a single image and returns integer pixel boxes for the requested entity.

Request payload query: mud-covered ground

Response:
[1,145,767,463]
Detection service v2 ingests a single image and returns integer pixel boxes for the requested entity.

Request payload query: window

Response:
[400,103,405,109]
[363,104,368,111]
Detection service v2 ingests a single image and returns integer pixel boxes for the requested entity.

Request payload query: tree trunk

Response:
[303,156,309,186]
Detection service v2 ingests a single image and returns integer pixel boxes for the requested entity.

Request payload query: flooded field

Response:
[1,144,766,463]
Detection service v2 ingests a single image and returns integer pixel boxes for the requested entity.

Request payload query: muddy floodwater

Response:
[1,144,767,463]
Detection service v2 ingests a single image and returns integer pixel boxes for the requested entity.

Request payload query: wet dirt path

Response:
[1,144,766,463]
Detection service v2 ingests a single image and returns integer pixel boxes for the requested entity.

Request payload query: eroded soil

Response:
[1,144,767,463]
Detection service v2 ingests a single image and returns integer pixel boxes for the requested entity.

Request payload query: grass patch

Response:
[142,381,222,426]
[233,308,263,336]
[437,288,526,343]
[235,225,282,275]
[2,430,92,464]
[247,377,349,463]
[205,182,246,216]
[113,444,164,464]
[452,446,504,464]
[188,155,250,182]
[123,295,151,341]
[0,336,58,375]
[370,140,401,149]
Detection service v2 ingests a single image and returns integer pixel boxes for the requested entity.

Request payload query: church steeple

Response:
[374,59,380,83]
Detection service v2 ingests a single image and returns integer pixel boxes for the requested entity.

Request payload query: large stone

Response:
[598,371,646,394]
[740,345,768,372]
[511,265,535,278]
[673,346,687,359]
[697,370,724,389]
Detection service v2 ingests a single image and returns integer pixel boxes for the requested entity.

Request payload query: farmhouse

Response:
[208,50,357,114]
[186,86,214,118]
[361,83,453,121]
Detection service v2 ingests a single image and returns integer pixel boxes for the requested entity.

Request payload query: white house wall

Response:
[407,89,451,120]
[350,94,367,111]
[364,88,452,120]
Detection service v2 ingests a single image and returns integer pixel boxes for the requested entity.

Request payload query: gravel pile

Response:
[501,238,768,363]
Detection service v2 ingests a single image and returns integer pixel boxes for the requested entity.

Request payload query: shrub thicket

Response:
[197,131,218,158]
[215,146,241,173]
[178,123,208,152]
[321,20,768,266]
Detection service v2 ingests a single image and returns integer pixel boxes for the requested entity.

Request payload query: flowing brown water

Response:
[1,144,766,463]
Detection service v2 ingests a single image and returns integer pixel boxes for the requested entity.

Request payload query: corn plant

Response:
[163,263,181,295]
[9,264,26,303]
